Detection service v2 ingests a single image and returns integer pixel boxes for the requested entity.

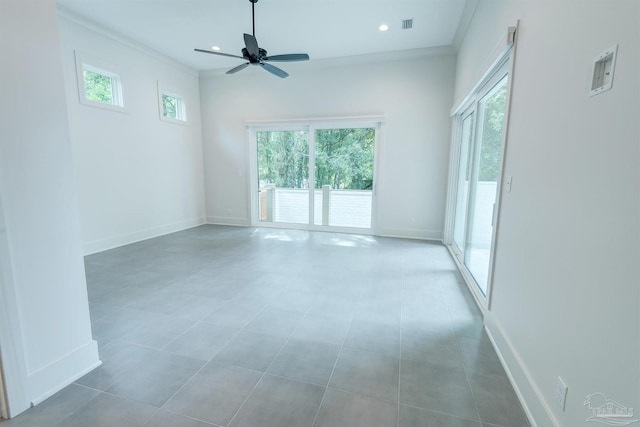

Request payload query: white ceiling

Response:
[56,0,475,71]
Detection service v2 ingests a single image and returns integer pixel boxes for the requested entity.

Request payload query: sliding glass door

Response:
[313,128,375,228]
[465,76,508,293]
[253,123,378,232]
[450,68,509,296]
[257,130,309,225]
[453,110,475,253]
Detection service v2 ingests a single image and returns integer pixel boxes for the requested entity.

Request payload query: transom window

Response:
[74,52,126,112]
[82,65,123,106]
[161,92,187,122]
[157,83,188,124]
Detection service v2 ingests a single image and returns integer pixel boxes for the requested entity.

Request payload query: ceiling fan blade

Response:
[243,33,260,58]
[226,63,250,75]
[260,62,289,78]
[264,54,310,62]
[194,48,245,60]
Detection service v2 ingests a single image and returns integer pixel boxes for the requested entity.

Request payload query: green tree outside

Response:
[83,69,113,104]
[256,128,374,190]
[315,128,374,190]
[478,82,507,181]
[162,94,177,118]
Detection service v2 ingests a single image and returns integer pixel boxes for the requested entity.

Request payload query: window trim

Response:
[247,117,383,235]
[157,82,188,126]
[74,51,127,113]
[444,46,515,312]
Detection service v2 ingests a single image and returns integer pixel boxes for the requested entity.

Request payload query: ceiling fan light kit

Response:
[194,0,310,78]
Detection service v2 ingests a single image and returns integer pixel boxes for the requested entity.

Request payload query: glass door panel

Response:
[465,75,508,294]
[453,111,474,253]
[313,128,375,228]
[256,130,309,225]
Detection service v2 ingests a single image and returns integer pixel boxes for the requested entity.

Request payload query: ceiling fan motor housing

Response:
[242,47,268,64]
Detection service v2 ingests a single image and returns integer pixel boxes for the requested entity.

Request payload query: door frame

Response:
[444,48,515,311]
[0,205,30,418]
[247,117,384,235]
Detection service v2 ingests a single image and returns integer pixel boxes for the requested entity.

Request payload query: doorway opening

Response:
[446,55,512,304]
[250,120,380,234]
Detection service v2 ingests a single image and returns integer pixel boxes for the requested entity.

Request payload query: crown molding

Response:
[198,46,456,79]
[56,5,199,78]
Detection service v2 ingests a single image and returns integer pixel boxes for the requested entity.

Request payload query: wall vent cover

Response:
[401,19,413,30]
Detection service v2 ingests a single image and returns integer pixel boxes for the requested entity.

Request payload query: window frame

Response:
[247,116,384,234]
[157,82,188,125]
[74,51,127,113]
[444,49,514,311]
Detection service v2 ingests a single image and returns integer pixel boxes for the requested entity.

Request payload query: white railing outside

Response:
[260,186,372,228]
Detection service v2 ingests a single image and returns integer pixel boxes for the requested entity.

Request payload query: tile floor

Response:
[1,225,530,427]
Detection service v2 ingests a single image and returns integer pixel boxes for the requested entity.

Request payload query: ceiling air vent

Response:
[401,19,413,30]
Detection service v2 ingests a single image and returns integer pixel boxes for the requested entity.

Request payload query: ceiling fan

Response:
[194,0,310,78]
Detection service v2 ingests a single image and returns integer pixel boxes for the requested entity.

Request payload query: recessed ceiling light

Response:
[379,24,389,32]
[211,46,221,51]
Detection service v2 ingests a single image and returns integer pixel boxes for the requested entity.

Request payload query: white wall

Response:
[0,0,100,416]
[456,1,639,426]
[200,52,456,239]
[57,13,207,254]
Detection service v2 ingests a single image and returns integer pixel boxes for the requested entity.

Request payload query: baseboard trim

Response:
[206,216,251,227]
[378,227,442,241]
[484,312,559,427]
[83,217,207,255]
[28,340,101,407]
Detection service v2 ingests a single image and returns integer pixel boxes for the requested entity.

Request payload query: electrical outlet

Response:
[555,377,568,411]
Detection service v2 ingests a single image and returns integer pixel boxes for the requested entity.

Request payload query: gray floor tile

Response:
[308,294,359,317]
[0,384,100,427]
[170,273,250,300]
[142,410,216,427]
[267,338,340,386]
[458,335,507,378]
[120,313,196,349]
[267,289,318,313]
[90,307,158,341]
[75,340,157,391]
[353,303,401,327]
[329,347,399,402]
[401,327,463,368]
[162,362,262,426]
[245,307,305,337]
[57,393,158,427]
[402,307,454,333]
[213,330,287,372]
[400,359,479,420]
[12,226,525,427]
[399,405,482,427]
[106,350,205,407]
[229,375,324,427]
[162,322,240,361]
[344,319,400,357]
[137,291,227,322]
[314,388,398,427]
[203,300,265,329]
[468,373,530,427]
[293,312,353,345]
